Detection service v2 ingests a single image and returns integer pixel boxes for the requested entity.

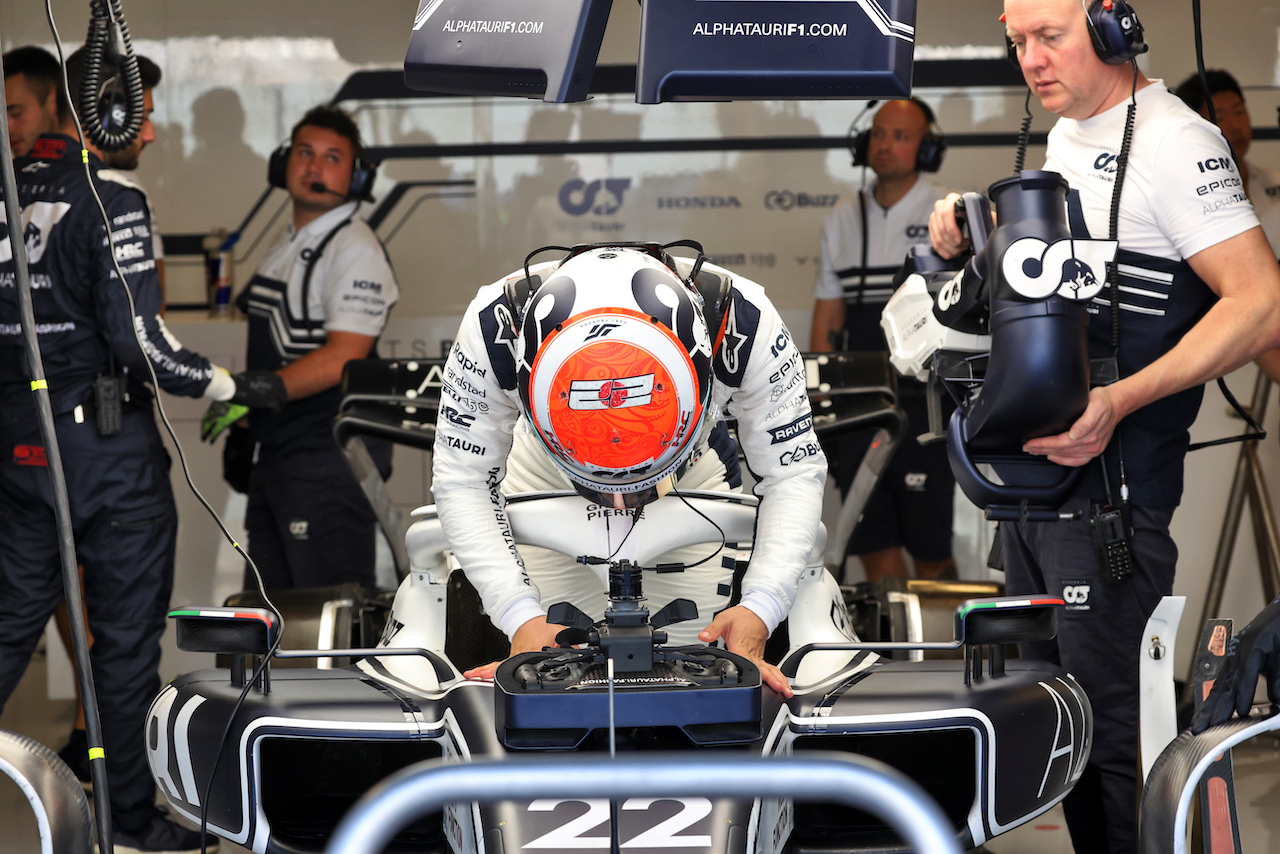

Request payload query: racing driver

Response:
[431,243,826,696]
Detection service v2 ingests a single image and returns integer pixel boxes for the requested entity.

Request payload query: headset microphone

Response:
[310,182,349,199]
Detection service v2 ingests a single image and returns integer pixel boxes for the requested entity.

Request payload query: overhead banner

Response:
[404,0,613,102]
[637,0,918,103]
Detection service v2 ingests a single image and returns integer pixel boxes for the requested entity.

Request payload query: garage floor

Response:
[2,642,1277,854]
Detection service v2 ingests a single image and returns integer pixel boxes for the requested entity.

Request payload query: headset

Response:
[267,140,378,202]
[849,98,946,174]
[97,74,130,135]
[1005,0,1147,67]
[1085,0,1147,64]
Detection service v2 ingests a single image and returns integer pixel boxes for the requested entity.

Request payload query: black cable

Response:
[1096,64,1138,503]
[577,506,645,565]
[1107,65,1139,354]
[1193,0,1215,127]
[1013,88,1033,174]
[669,486,729,571]
[196,630,284,854]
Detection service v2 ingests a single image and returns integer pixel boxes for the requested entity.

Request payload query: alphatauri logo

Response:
[1062,580,1092,611]
[1001,237,1117,302]
[559,178,631,216]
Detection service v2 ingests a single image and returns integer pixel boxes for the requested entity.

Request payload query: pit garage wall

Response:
[4,0,1280,690]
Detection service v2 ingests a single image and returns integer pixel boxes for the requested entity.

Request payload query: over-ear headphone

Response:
[1084,0,1146,65]
[267,141,378,202]
[97,75,129,135]
[849,98,946,174]
[1004,0,1147,67]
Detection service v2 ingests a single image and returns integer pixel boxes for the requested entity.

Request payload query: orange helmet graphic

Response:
[515,247,715,507]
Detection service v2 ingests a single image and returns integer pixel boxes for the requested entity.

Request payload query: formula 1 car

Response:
[145,354,1090,854]
[148,496,1090,854]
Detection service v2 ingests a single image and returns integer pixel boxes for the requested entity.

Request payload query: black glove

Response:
[229,370,287,412]
[1190,595,1280,733]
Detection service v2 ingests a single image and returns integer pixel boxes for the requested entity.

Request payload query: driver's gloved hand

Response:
[229,370,287,411]
[1190,595,1280,733]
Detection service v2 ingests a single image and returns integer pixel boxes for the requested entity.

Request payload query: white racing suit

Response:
[432,259,827,645]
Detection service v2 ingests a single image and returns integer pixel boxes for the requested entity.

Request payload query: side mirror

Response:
[954,596,1063,685]
[954,596,1063,646]
[169,606,278,656]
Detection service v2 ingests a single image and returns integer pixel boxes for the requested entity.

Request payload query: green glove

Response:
[201,401,249,443]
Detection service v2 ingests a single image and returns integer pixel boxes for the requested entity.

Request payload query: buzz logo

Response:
[1001,237,1118,302]
[1062,580,1092,611]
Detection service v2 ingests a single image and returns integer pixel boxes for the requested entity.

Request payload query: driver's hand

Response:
[463,615,565,682]
[929,192,969,260]
[699,606,793,698]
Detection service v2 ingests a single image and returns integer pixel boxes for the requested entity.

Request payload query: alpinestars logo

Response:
[1000,237,1118,302]
[568,375,655,410]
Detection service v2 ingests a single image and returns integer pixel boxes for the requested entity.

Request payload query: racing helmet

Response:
[514,246,716,509]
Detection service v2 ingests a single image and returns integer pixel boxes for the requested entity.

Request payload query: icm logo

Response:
[1000,237,1117,301]
[764,190,838,211]
[1093,153,1118,174]
[558,178,632,216]
[1062,580,1092,611]
[1197,157,1234,174]
[353,279,382,293]
[657,196,741,210]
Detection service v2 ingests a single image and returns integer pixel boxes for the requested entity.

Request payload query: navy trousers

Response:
[1000,497,1177,854]
[0,407,174,824]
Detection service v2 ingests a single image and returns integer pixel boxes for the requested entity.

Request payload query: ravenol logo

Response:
[559,178,632,216]
[1000,237,1118,302]
[768,413,813,444]
[568,375,655,410]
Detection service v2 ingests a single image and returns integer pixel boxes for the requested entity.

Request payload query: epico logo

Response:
[558,178,632,216]
[1001,237,1118,302]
